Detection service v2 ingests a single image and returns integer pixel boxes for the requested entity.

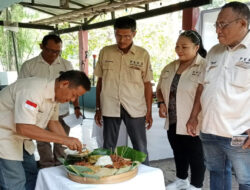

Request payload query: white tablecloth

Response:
[35,165,165,190]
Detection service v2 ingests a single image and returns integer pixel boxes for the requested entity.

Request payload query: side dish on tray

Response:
[59,146,146,184]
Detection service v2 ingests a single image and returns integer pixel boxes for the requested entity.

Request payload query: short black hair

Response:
[114,16,136,31]
[42,34,62,46]
[180,30,207,58]
[58,70,91,91]
[222,1,250,27]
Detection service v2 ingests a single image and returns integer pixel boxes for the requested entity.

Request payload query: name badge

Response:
[231,135,248,146]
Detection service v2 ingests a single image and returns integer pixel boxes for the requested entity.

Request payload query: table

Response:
[35,164,165,190]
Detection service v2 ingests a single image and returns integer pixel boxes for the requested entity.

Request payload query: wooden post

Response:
[78,30,88,75]
[182,7,200,30]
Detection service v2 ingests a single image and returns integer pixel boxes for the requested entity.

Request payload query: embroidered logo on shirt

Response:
[25,100,37,111]
[130,60,143,67]
[236,57,250,68]
[191,70,200,76]
[239,57,250,65]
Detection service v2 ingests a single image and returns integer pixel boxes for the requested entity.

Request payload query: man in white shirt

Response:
[187,2,250,190]
[19,34,82,168]
[0,70,91,190]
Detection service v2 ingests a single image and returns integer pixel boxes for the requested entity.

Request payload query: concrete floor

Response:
[150,158,239,190]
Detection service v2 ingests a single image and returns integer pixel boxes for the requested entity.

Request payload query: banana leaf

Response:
[114,146,147,163]
[90,146,146,163]
[89,148,112,156]
[65,165,100,179]
[61,146,145,178]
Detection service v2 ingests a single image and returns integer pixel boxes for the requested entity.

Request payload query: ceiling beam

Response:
[56,0,212,34]
[0,0,212,33]
[0,21,55,30]
[31,0,159,25]
[84,15,98,25]
[134,6,146,10]
[23,5,56,16]
[20,2,79,11]
[70,0,86,8]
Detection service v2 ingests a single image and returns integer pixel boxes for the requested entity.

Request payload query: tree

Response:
[0,4,47,71]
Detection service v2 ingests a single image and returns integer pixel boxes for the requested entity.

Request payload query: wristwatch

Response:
[157,101,165,108]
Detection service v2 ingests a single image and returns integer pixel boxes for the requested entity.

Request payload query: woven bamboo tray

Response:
[68,167,138,184]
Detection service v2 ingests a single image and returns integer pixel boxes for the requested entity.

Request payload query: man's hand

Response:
[186,117,198,137]
[146,111,153,130]
[74,108,82,118]
[94,110,103,127]
[159,103,167,118]
[62,137,82,152]
[243,129,250,149]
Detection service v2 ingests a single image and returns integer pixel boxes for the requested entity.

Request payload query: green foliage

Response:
[60,33,79,61]
[0,4,46,71]
[115,146,147,163]
[3,0,245,81]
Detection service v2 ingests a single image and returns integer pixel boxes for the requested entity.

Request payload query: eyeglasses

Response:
[214,18,241,29]
[115,33,133,40]
[44,46,61,54]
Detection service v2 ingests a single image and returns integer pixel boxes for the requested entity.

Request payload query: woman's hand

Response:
[159,103,167,118]
[186,117,198,136]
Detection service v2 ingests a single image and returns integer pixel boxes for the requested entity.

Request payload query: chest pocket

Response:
[189,70,200,83]
[128,67,143,84]
[231,62,250,88]
[160,71,171,85]
[160,71,171,90]
[127,59,144,84]
[103,61,113,69]
[102,61,114,81]
[204,62,218,84]
[161,71,170,79]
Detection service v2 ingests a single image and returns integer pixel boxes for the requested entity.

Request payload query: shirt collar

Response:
[38,53,61,65]
[193,54,203,66]
[44,79,56,102]
[238,30,250,48]
[116,43,136,54]
[226,31,250,50]
[175,54,202,70]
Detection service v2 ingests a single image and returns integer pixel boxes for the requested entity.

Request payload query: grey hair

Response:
[222,1,250,27]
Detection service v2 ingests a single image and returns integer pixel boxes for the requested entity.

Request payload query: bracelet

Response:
[157,101,165,108]
[74,106,80,110]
